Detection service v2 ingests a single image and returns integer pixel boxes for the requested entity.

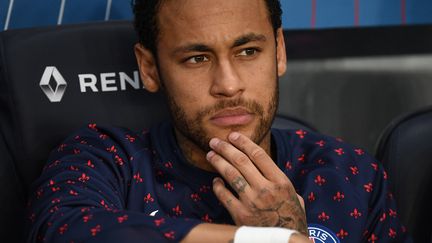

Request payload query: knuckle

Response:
[250,147,267,160]
[224,167,239,179]
[300,198,305,207]
[257,186,271,196]
[297,195,305,206]
[256,188,275,202]
[252,186,274,204]
[280,181,291,190]
[274,177,291,188]
[233,154,249,166]
[272,180,285,188]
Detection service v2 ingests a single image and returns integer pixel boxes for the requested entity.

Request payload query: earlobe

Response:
[275,28,287,77]
[134,43,161,92]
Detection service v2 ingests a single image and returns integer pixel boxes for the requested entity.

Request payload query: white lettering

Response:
[100,72,117,92]
[119,71,141,90]
[309,230,316,237]
[320,233,328,240]
[78,71,142,93]
[78,74,98,92]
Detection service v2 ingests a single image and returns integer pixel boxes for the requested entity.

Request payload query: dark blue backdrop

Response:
[1,0,432,30]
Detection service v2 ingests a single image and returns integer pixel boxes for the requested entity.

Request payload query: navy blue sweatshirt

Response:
[27,122,410,242]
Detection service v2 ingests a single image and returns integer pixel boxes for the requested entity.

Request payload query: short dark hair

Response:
[133,0,282,55]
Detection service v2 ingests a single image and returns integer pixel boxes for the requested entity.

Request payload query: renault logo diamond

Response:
[39,66,68,102]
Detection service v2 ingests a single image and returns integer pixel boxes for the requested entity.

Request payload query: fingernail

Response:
[213,177,222,184]
[209,138,220,148]
[206,151,215,161]
[229,132,240,141]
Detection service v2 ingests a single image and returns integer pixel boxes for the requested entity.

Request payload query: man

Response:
[27,0,410,242]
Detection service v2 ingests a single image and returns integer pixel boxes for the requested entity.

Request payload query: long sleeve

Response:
[273,129,412,242]
[26,124,201,243]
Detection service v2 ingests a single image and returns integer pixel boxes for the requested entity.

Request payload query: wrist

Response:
[234,226,299,243]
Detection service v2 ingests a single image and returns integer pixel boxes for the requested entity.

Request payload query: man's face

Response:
[154,0,286,151]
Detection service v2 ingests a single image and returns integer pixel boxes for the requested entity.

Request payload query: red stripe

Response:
[354,0,360,26]
[401,0,407,24]
[311,0,316,28]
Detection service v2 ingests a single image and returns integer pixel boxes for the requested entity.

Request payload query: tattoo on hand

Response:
[248,192,308,236]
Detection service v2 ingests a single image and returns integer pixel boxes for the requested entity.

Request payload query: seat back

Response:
[0,21,315,241]
[0,21,170,194]
[0,21,170,240]
[375,107,432,243]
[279,25,432,152]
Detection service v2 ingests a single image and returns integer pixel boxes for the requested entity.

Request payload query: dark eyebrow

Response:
[173,44,213,55]
[232,33,267,48]
[172,33,267,55]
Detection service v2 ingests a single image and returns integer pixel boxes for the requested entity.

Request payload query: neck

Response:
[174,129,273,172]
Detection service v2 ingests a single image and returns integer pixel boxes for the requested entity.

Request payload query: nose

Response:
[209,59,245,98]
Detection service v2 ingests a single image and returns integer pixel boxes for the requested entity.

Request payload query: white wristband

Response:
[234,226,298,243]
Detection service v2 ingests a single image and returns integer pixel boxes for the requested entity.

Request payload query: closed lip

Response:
[209,107,254,126]
[210,107,253,119]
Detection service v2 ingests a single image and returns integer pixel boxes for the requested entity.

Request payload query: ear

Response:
[134,43,161,92]
[275,28,287,77]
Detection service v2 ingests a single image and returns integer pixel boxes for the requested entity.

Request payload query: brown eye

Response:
[186,55,209,64]
[238,48,258,57]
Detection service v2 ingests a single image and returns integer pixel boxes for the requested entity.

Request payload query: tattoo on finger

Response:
[231,177,248,193]
[226,199,233,206]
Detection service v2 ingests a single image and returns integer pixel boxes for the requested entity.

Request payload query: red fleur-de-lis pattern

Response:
[144,193,154,203]
[318,211,330,221]
[337,228,349,239]
[117,215,128,223]
[314,175,326,186]
[27,124,411,242]
[333,191,345,202]
[350,208,362,219]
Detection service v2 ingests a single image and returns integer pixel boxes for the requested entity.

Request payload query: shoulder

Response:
[45,123,153,166]
[273,128,375,168]
[273,128,363,153]
[273,130,397,240]
[273,128,386,199]
[65,123,149,149]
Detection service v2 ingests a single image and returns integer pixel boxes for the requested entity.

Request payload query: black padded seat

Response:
[0,21,316,241]
[375,106,432,243]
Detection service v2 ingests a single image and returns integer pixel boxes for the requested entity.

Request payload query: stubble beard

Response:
[165,80,279,154]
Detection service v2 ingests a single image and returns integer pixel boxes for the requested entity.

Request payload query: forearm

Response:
[181,223,238,243]
[181,223,311,243]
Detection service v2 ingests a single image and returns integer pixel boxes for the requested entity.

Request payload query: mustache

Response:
[196,98,264,118]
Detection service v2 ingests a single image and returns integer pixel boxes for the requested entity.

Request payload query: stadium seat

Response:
[375,106,432,243]
[0,21,316,241]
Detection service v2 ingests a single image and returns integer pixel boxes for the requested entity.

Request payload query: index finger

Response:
[227,132,287,182]
[208,138,268,188]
